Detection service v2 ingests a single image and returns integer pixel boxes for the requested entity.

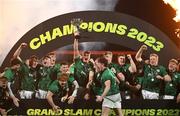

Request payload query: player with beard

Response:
[57,62,79,104]
[95,57,123,116]
[116,54,137,99]
[73,31,94,98]
[135,45,171,99]
[46,73,69,112]
[36,55,52,99]
[13,43,39,99]
[163,59,180,102]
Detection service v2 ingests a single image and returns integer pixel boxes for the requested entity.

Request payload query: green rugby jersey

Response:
[57,72,75,88]
[74,56,94,87]
[98,68,119,96]
[164,72,180,96]
[19,62,37,91]
[92,72,103,96]
[48,80,68,97]
[50,64,61,80]
[4,68,16,82]
[107,63,118,73]
[142,64,167,93]
[38,66,52,91]
[116,64,132,91]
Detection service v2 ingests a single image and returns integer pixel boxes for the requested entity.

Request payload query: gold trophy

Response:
[71,18,83,39]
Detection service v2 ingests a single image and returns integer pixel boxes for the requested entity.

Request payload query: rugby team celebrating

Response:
[0,31,179,116]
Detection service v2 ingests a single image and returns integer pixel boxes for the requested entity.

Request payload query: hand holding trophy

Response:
[71,18,83,39]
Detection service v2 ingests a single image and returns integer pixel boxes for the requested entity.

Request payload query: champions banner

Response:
[2,11,180,67]
[0,2,180,116]
[4,100,180,115]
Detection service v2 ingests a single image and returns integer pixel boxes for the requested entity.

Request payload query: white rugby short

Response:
[19,90,34,99]
[163,95,174,99]
[102,93,122,108]
[35,89,48,99]
[142,90,159,99]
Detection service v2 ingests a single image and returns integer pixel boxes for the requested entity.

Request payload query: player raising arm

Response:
[135,45,171,99]
[13,43,39,99]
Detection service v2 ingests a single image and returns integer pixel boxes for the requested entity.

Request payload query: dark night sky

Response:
[115,0,180,48]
